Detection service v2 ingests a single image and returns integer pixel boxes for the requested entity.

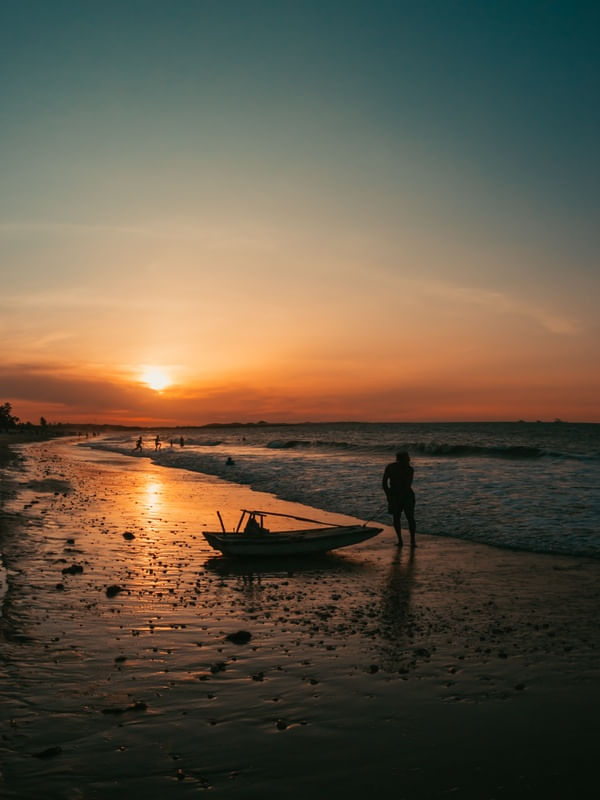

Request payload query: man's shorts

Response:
[387,490,415,515]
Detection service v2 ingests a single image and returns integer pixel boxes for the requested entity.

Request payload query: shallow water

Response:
[84,422,600,557]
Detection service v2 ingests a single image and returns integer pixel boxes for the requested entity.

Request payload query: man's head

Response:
[396,451,410,465]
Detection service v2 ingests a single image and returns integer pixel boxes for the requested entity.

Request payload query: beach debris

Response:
[106,584,124,598]
[55,583,65,591]
[414,648,431,659]
[34,745,63,759]
[209,661,227,674]
[101,701,148,715]
[123,532,135,540]
[114,655,127,663]
[225,630,252,645]
[275,718,288,730]
[61,564,84,575]
[252,671,265,682]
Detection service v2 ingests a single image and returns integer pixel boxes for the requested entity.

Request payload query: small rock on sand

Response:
[34,746,63,759]
[225,630,252,645]
[106,584,123,598]
[61,564,84,575]
[101,701,147,715]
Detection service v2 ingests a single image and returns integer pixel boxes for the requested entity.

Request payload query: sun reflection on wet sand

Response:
[143,479,164,514]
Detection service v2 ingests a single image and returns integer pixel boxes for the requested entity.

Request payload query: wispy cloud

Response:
[0,287,153,311]
[0,221,158,237]
[420,281,578,335]
[0,220,279,252]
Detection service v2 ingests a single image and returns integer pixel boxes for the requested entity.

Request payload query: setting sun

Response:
[140,366,171,392]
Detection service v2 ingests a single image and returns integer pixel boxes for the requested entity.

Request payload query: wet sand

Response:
[1,439,598,799]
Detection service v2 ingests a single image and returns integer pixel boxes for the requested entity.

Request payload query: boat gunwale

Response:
[203,524,382,542]
[201,524,383,556]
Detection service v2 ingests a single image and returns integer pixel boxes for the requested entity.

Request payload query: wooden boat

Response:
[202,509,383,557]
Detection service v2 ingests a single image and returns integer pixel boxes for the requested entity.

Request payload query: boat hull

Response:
[202,525,382,556]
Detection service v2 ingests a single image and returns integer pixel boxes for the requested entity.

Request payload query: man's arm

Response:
[382,465,390,493]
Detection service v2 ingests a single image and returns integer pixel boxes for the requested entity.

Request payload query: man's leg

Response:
[392,511,403,545]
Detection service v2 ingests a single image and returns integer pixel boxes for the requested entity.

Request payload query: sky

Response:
[1,0,599,424]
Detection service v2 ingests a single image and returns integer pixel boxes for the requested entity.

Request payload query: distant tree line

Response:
[1,402,53,434]
[0,402,19,430]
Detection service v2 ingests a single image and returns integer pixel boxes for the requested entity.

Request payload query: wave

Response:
[410,443,547,458]
[266,439,356,450]
[266,440,312,449]
[265,438,586,460]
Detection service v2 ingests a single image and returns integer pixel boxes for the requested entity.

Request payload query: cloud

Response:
[0,366,139,410]
[420,281,577,335]
[0,220,279,252]
[0,288,153,312]
[4,339,599,426]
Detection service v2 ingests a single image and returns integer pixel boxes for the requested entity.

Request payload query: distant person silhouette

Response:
[179,436,185,447]
[154,434,161,451]
[134,436,143,452]
[382,451,416,547]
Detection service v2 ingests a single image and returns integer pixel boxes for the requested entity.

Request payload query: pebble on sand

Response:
[106,584,124,598]
[34,746,63,759]
[61,564,84,575]
[101,701,148,715]
[225,630,252,645]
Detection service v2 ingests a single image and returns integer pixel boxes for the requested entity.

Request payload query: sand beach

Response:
[1,438,598,799]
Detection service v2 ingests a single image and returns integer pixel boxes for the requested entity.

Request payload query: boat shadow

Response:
[203,551,373,579]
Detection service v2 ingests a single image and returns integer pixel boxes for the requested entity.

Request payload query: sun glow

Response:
[140,366,171,392]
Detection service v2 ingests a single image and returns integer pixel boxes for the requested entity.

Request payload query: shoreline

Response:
[0,439,598,798]
[81,434,600,560]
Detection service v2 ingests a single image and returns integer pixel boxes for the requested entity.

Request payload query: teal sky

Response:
[1,1,599,423]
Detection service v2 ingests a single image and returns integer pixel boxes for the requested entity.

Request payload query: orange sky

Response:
[1,3,599,424]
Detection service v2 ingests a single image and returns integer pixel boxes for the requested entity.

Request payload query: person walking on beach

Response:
[382,451,416,547]
[134,436,143,452]
[154,434,161,451]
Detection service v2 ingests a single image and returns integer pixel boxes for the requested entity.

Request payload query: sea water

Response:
[83,422,600,558]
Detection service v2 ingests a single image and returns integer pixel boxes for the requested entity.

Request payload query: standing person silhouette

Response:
[154,434,161,451]
[134,436,143,452]
[382,451,416,547]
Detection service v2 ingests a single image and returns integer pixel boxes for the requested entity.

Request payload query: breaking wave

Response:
[266,439,581,460]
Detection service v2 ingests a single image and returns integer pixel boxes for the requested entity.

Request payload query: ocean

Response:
[82,421,600,558]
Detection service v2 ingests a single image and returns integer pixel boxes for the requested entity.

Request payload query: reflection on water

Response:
[143,480,164,514]
[378,550,416,669]
[203,552,371,580]
[203,553,376,617]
